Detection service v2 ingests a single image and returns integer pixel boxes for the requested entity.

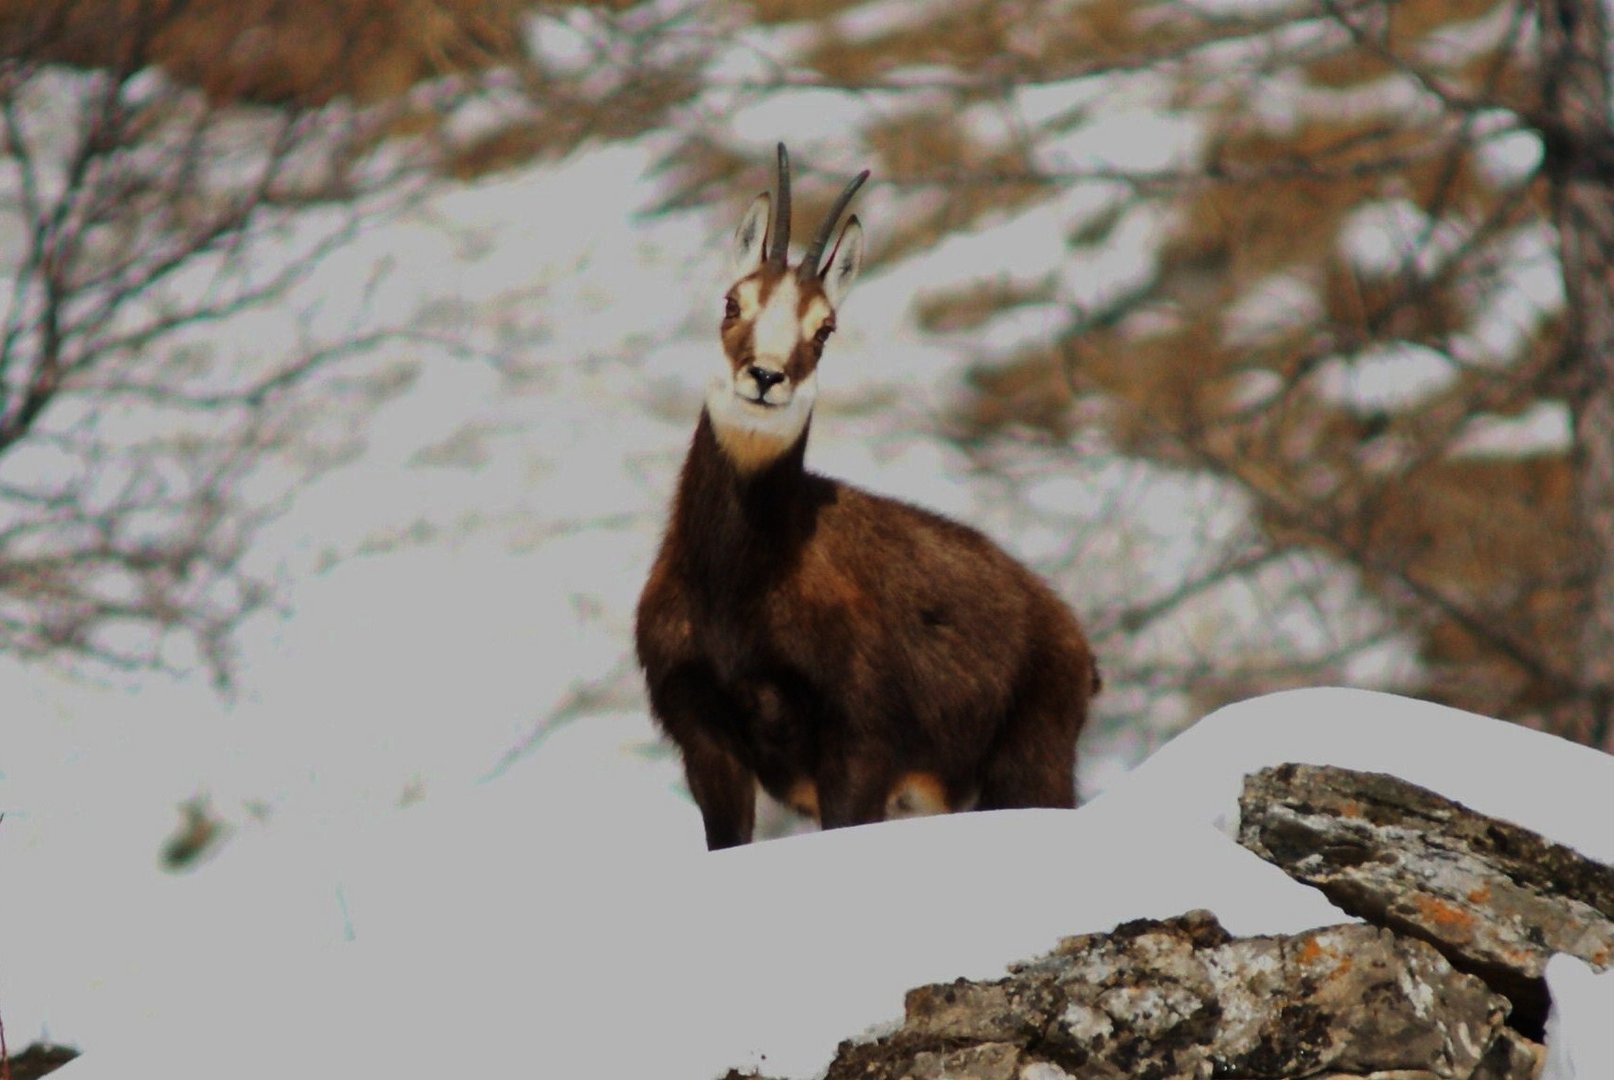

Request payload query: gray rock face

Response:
[809,911,1532,1080]
[1207,924,1510,1078]
[1238,762,1614,1032]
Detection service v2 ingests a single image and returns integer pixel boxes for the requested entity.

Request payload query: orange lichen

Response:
[1413,894,1477,930]
[1296,935,1354,976]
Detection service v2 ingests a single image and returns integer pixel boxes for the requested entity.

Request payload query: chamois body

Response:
[635,146,1097,850]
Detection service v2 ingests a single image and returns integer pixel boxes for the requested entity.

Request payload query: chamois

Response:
[635,145,1099,850]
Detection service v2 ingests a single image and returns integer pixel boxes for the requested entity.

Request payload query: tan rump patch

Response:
[782,771,956,823]
[886,772,953,818]
[786,778,820,819]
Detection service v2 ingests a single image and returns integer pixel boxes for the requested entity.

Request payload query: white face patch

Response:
[749,274,800,366]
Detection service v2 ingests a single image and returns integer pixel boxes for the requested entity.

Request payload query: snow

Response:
[832,0,958,43]
[1102,688,1614,862]
[1476,127,1544,186]
[1314,341,1457,413]
[1451,400,1573,458]
[9,688,1612,1079]
[1223,272,1323,348]
[1339,197,1442,274]
[1041,108,1203,177]
[1544,953,1614,1080]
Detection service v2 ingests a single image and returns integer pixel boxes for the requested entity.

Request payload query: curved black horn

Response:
[801,168,870,277]
[769,143,791,266]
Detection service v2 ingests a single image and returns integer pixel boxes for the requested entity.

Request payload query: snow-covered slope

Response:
[21,687,1612,1080]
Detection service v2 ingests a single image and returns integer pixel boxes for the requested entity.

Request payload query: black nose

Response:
[748,366,786,394]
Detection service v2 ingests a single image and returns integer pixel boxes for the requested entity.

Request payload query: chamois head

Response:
[707,144,868,472]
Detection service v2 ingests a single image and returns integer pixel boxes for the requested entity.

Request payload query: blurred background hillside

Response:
[2,0,1611,888]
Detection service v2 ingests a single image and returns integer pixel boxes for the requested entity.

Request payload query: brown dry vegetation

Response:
[0,0,530,105]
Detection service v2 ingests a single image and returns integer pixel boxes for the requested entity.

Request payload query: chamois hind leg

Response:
[680,728,757,850]
[976,672,1085,811]
[815,737,901,831]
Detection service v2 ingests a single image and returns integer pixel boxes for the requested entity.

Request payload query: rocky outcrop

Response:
[2,1042,79,1080]
[1239,763,1614,1036]
[729,764,1614,1079]
[796,911,1534,1080]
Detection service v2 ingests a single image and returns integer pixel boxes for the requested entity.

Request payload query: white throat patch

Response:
[707,368,816,473]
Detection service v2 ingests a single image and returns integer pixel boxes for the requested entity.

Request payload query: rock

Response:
[3,1043,80,1080]
[1471,1027,1545,1080]
[829,1038,1030,1080]
[1205,924,1508,1078]
[809,911,1533,1080]
[1238,762,1614,1033]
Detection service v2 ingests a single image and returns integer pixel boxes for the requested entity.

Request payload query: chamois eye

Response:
[813,323,834,346]
[723,296,740,322]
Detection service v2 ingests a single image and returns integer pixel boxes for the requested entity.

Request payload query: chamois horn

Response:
[801,167,870,278]
[769,143,791,267]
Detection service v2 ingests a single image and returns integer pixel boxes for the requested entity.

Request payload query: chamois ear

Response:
[732,193,771,278]
[819,214,864,308]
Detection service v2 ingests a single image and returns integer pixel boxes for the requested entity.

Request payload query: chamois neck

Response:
[683,407,811,510]
[670,410,817,590]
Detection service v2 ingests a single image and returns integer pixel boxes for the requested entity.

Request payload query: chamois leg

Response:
[976,679,1084,811]
[815,740,900,831]
[681,728,757,850]
[646,663,758,848]
[976,723,1078,810]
